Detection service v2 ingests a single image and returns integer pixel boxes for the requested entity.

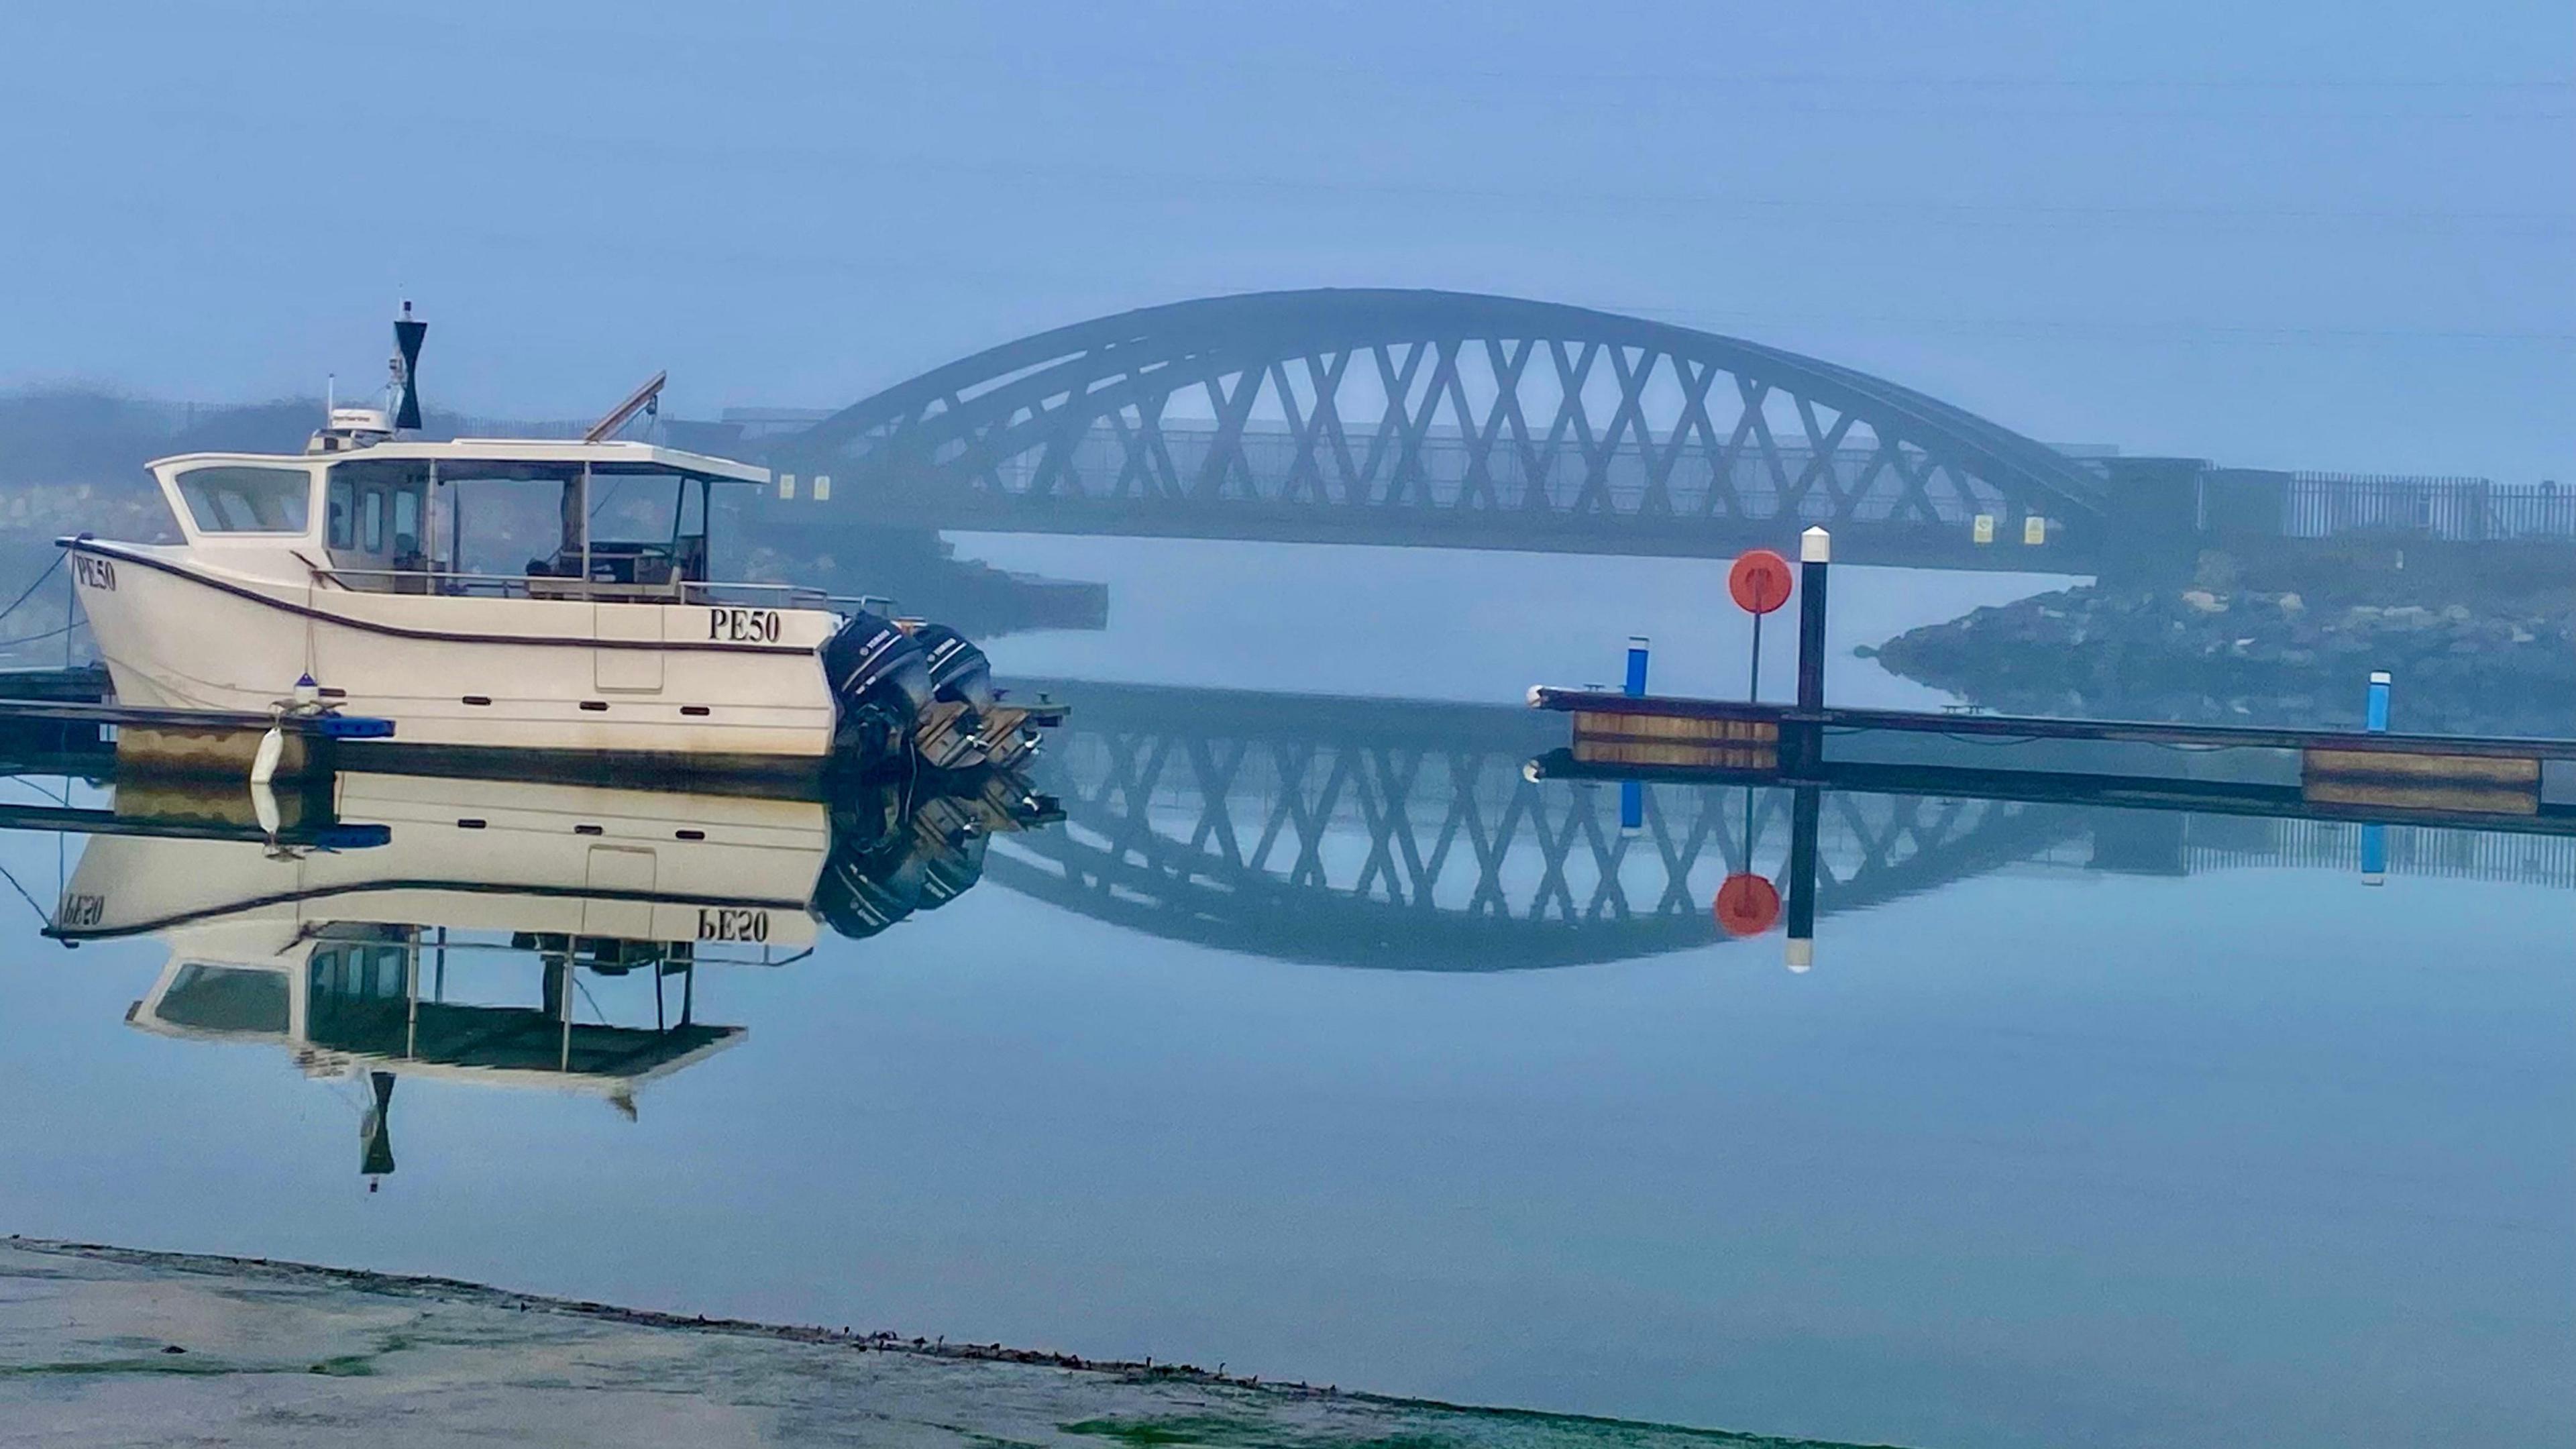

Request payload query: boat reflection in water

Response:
[48,767,1060,1183]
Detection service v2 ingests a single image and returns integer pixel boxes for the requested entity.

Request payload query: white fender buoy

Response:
[250,725,284,786]
[251,780,281,839]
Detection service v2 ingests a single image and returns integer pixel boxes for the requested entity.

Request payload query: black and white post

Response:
[1790,525,1831,771]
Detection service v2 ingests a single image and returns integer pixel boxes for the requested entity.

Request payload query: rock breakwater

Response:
[1866,582,2576,735]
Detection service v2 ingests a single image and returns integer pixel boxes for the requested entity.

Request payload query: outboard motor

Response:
[904,620,1069,771]
[821,609,933,760]
[908,623,997,712]
[895,620,998,769]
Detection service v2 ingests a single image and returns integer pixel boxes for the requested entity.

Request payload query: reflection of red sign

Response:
[1728,549,1794,615]
[1713,872,1782,936]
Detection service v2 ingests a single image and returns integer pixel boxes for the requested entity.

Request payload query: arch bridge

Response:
[764,290,2112,569]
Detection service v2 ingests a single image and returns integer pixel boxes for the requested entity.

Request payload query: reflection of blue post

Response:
[1621,636,1648,832]
[2362,669,2391,884]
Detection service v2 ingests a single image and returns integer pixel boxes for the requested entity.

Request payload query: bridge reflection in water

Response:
[998,679,2576,971]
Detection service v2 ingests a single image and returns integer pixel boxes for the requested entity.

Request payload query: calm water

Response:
[0,543,2568,1449]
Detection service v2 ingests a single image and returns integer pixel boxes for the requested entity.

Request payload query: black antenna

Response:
[391,301,427,431]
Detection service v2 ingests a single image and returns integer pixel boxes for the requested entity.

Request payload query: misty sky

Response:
[3,1,2569,477]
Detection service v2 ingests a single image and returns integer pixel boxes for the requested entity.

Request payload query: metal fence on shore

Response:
[2282,473,2576,543]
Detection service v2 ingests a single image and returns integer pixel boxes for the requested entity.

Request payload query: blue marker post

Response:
[2361,669,2390,885]
[1620,636,1648,832]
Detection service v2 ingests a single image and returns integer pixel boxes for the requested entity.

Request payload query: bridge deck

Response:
[773,495,2094,570]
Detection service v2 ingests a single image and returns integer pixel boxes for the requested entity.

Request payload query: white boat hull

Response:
[71,542,843,764]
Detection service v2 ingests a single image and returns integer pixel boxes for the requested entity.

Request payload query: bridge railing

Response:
[2281,473,2576,543]
[998,423,2011,526]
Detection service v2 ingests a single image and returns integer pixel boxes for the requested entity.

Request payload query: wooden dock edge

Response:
[1531,685,2576,830]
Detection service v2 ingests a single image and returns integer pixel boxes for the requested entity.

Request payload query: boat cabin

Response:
[146,435,775,603]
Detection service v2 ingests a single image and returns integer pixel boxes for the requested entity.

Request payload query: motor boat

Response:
[61,307,1050,778]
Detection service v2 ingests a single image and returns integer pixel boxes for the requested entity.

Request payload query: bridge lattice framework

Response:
[773,290,2112,561]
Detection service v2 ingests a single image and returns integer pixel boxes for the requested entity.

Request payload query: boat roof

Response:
[146,437,770,484]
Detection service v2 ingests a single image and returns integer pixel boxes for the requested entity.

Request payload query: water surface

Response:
[0,542,2565,1449]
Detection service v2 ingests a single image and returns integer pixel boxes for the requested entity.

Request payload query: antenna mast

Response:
[390,301,427,431]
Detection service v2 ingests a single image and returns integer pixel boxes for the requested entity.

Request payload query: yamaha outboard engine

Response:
[909,623,997,712]
[906,620,1069,771]
[896,621,998,769]
[821,609,933,761]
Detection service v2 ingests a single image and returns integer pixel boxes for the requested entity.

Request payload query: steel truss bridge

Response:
[988,680,2576,971]
[763,290,2113,570]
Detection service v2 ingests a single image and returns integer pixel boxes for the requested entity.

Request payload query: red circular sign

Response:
[1728,549,1794,615]
[1713,872,1782,937]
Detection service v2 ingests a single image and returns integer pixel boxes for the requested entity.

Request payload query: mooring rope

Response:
[0,553,65,627]
[0,857,54,926]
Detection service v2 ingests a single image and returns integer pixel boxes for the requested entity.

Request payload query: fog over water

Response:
[959,535,2074,706]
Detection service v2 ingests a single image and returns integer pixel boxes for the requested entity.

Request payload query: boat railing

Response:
[312,566,897,616]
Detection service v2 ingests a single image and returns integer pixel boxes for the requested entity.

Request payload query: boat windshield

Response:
[174,465,312,534]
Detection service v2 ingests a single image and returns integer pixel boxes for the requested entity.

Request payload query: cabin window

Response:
[174,466,311,534]
[392,488,421,557]
[326,460,434,580]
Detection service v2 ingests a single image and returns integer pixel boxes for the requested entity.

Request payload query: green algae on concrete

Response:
[0,1238,1907,1449]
